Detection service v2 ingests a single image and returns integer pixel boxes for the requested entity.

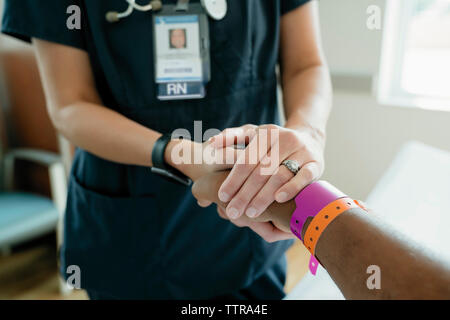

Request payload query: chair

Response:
[0,46,67,255]
[0,149,66,254]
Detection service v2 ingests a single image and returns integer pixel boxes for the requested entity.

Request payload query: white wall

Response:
[319,0,386,76]
[318,0,450,199]
[323,92,450,200]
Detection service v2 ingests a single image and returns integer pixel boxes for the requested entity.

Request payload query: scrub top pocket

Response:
[61,174,163,297]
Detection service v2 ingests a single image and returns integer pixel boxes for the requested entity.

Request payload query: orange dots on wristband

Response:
[303,197,359,256]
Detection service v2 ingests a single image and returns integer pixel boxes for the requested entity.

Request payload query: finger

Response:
[225,165,271,220]
[244,148,310,218]
[225,144,288,219]
[219,129,278,204]
[197,200,213,208]
[245,164,295,218]
[221,207,271,229]
[218,135,263,204]
[275,162,322,203]
[217,205,229,220]
[211,125,257,148]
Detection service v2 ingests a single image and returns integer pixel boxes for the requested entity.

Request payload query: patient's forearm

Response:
[262,198,450,299]
[305,208,450,299]
[192,172,450,299]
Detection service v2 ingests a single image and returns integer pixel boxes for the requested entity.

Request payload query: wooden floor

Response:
[0,234,308,300]
[0,234,87,300]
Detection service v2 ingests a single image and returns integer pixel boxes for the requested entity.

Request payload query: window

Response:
[378,0,450,111]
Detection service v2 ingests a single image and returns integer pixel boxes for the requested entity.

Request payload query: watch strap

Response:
[151,134,192,186]
[152,133,172,170]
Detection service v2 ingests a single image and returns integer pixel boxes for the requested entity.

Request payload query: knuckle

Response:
[283,131,298,145]
[244,124,257,130]
[253,169,268,184]
[226,183,241,195]
[223,127,237,133]
[251,197,269,211]
[301,166,315,182]
[230,192,248,207]
[271,174,285,186]
[191,183,200,199]
[260,124,278,134]
[234,166,251,178]
[274,168,292,184]
[220,130,232,138]
[285,130,297,140]
[223,173,244,191]
[233,195,248,207]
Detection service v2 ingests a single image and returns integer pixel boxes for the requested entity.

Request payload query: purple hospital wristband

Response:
[290,181,347,240]
[290,181,347,275]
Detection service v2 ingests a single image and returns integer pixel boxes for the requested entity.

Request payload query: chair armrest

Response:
[3,148,67,214]
[3,149,61,167]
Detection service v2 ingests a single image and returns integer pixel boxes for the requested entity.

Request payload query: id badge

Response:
[153,3,210,100]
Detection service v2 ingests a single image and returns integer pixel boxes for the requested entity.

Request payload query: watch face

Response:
[201,0,227,20]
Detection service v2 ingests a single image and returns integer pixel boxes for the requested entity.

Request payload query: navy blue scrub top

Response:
[2,0,311,299]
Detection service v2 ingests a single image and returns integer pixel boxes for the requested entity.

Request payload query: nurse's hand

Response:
[211,124,325,220]
[192,171,295,243]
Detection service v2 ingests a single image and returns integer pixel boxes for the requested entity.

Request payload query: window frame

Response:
[378,0,450,112]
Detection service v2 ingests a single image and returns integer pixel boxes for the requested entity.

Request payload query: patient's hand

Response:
[192,171,296,242]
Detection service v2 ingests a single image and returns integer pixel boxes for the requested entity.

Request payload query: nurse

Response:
[1,0,332,299]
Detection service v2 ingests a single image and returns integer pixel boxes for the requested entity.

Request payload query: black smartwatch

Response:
[151,134,192,186]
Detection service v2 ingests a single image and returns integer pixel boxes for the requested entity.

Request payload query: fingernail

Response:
[246,207,258,218]
[276,192,288,202]
[219,192,230,202]
[228,207,239,219]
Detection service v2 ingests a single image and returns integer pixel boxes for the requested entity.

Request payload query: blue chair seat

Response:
[0,193,59,247]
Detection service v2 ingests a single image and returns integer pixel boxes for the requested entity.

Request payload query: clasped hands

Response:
[165,124,325,242]
[193,170,296,241]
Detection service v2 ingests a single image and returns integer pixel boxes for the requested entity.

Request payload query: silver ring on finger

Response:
[282,159,300,175]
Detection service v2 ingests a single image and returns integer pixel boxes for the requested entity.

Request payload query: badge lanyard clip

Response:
[176,0,190,12]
